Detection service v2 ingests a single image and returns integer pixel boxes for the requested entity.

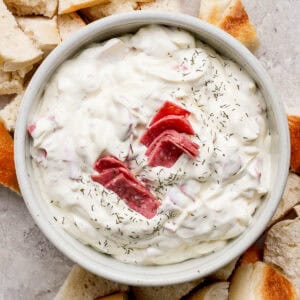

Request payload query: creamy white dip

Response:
[29,25,271,265]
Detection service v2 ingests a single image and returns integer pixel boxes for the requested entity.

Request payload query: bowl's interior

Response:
[15,12,290,286]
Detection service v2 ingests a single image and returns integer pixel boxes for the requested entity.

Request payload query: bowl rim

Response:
[14,11,290,286]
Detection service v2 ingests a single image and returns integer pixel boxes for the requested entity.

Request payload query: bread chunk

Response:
[229,262,298,300]
[186,282,229,300]
[0,121,20,193]
[0,92,22,131]
[269,173,300,226]
[210,257,239,281]
[288,115,300,174]
[4,0,57,17]
[0,0,42,71]
[239,244,261,266]
[0,68,23,95]
[54,265,128,300]
[95,293,128,300]
[57,12,85,41]
[58,0,110,14]
[199,0,259,50]
[293,205,300,216]
[16,16,60,53]
[139,0,181,13]
[264,218,300,290]
[81,0,138,21]
[199,0,231,25]
[131,279,203,300]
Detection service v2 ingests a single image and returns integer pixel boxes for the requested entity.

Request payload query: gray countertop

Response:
[0,1,299,299]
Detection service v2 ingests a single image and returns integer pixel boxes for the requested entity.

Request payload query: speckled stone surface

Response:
[0,1,299,299]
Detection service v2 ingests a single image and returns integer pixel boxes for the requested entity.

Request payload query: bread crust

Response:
[206,6,223,24]
[218,0,259,50]
[288,115,300,174]
[186,282,229,300]
[138,0,181,13]
[0,93,23,131]
[229,262,298,300]
[131,278,203,300]
[262,264,297,300]
[58,0,110,14]
[54,265,128,300]
[199,0,259,51]
[4,0,58,17]
[0,68,23,95]
[199,0,231,25]
[239,244,261,266]
[264,218,300,291]
[0,121,20,193]
[293,204,300,216]
[95,292,128,300]
[80,0,137,22]
[269,173,300,226]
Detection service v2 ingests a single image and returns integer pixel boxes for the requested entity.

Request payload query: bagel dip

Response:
[29,25,271,265]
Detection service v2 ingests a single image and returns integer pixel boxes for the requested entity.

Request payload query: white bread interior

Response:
[57,12,85,41]
[186,282,229,300]
[54,265,128,300]
[58,0,110,14]
[0,92,23,131]
[4,0,58,17]
[0,0,43,72]
[264,218,300,291]
[16,16,60,53]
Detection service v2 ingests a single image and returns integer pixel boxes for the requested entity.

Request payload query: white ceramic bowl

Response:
[14,12,290,286]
